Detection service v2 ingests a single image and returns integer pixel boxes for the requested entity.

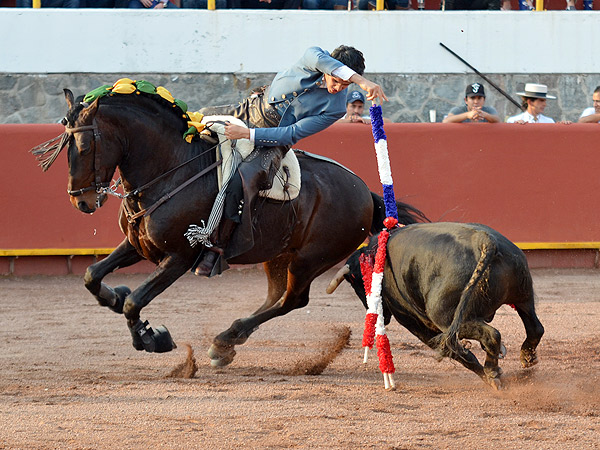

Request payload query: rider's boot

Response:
[194,218,238,277]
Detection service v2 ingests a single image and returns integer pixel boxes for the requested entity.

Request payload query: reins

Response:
[67,119,227,223]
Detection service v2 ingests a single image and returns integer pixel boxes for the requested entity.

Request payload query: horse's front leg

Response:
[121,254,191,353]
[84,238,143,313]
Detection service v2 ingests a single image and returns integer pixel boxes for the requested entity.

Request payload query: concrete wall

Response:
[2,10,600,124]
[2,10,599,74]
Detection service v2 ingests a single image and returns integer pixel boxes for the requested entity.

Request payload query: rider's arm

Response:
[253,112,343,147]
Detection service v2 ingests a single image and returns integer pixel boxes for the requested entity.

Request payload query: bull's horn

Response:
[326,264,350,294]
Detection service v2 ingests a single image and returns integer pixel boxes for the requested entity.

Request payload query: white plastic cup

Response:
[429,110,437,123]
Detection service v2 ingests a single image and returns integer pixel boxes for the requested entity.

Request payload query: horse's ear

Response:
[64,89,75,110]
[79,98,100,123]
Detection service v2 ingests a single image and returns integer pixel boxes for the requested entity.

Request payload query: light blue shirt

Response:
[253,47,350,147]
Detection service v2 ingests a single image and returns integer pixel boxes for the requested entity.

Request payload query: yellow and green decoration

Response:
[83,78,206,143]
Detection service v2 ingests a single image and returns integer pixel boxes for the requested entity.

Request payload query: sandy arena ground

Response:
[0,267,599,450]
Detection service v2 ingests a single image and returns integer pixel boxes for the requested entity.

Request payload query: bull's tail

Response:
[370,192,428,234]
[430,233,497,360]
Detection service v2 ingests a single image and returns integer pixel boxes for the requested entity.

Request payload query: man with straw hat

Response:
[507,83,571,124]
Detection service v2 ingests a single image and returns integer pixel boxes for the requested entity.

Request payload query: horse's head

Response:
[63,89,116,213]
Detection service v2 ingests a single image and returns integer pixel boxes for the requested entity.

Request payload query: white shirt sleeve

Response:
[249,128,255,144]
[332,65,356,81]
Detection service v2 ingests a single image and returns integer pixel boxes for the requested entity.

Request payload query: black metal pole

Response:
[439,42,524,112]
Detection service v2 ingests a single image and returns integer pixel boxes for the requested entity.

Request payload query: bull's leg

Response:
[390,311,488,382]
[208,256,322,367]
[459,320,503,389]
[84,238,143,313]
[514,303,544,368]
[121,254,190,353]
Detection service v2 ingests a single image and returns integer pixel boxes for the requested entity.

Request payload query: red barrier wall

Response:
[2,123,600,273]
[299,123,600,244]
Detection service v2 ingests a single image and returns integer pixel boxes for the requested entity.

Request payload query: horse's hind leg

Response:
[209,255,323,367]
[252,255,291,315]
[84,238,143,313]
[514,301,544,368]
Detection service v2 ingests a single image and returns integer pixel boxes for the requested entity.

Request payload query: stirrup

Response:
[193,250,219,277]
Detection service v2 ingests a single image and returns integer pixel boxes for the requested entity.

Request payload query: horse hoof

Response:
[208,343,235,367]
[129,320,176,353]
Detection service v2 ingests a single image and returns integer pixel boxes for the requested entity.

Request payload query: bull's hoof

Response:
[129,320,176,353]
[520,350,538,368]
[487,377,502,390]
[208,343,236,367]
[499,343,507,359]
[521,353,539,369]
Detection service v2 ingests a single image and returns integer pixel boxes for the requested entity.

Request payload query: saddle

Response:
[200,115,301,201]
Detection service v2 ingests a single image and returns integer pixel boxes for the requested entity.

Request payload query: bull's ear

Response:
[79,98,99,123]
[64,89,75,110]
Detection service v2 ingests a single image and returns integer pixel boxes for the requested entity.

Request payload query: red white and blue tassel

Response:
[362,103,399,390]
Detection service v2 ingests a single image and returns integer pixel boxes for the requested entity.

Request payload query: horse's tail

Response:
[370,192,429,234]
[429,232,497,361]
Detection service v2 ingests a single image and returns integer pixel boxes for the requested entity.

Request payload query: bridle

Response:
[66,117,224,222]
[65,120,110,206]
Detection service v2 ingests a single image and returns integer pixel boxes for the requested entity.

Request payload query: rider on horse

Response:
[194,45,388,276]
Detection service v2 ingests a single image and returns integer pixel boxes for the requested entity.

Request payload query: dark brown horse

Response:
[36,88,423,367]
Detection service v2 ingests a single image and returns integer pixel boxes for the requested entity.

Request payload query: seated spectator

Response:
[238,0,300,8]
[507,83,571,124]
[129,0,178,7]
[358,0,409,9]
[578,86,600,123]
[181,0,228,6]
[337,90,390,124]
[443,83,500,123]
[443,0,501,9]
[303,0,347,8]
[17,0,80,6]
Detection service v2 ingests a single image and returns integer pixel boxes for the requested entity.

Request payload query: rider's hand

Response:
[224,122,251,141]
[349,74,389,105]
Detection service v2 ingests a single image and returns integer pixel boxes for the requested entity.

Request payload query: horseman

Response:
[194,45,388,276]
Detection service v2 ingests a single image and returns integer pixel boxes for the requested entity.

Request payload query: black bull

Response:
[327,222,544,388]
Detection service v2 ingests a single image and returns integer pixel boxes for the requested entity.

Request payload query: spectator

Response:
[443,83,500,123]
[578,86,600,123]
[507,83,571,124]
[443,0,501,9]
[338,90,390,124]
[238,0,300,8]
[181,0,228,6]
[303,0,346,9]
[17,0,81,6]
[129,0,178,7]
[358,0,409,10]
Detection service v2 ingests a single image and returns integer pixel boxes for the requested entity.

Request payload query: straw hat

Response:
[516,83,556,99]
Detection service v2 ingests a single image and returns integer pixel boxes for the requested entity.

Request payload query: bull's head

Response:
[326,239,392,325]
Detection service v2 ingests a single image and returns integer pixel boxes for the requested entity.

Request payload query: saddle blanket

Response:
[200,115,301,201]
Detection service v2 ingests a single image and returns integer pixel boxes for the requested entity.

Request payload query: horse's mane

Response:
[32,79,207,171]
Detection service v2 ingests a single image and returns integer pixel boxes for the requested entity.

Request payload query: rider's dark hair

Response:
[331,45,365,76]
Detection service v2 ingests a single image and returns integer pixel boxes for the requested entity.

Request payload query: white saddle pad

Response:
[200,115,301,201]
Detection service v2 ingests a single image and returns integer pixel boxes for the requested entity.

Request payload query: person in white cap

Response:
[507,83,571,124]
